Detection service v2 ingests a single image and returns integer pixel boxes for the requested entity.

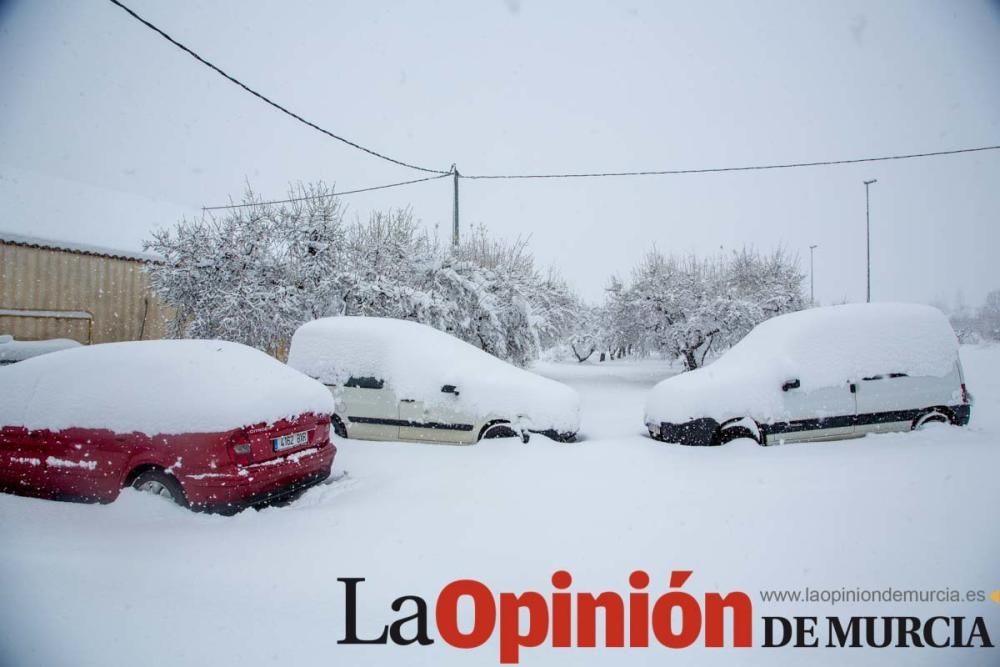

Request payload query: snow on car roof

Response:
[288,317,580,433]
[0,340,334,435]
[717,302,958,382]
[646,303,960,425]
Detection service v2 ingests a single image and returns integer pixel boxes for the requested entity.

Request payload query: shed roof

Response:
[0,231,160,262]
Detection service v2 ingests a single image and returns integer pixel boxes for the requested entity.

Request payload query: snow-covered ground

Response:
[1,348,998,666]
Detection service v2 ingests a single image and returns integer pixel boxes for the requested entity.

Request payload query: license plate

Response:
[272,430,310,452]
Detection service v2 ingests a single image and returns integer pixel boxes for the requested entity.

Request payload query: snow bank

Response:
[288,317,580,433]
[0,340,334,435]
[3,349,999,667]
[645,303,960,424]
[0,335,81,364]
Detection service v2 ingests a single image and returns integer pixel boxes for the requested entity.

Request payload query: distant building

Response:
[0,232,169,344]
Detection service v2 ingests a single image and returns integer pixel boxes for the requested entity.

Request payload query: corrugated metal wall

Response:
[0,241,169,343]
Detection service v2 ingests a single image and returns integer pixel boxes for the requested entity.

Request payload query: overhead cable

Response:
[461,144,1000,180]
[201,173,451,211]
[107,0,449,175]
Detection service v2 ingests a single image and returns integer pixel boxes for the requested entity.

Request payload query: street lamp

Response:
[809,244,818,306]
[864,179,877,303]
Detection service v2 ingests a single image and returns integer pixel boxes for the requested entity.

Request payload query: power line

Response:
[461,144,1000,180]
[106,0,449,175]
[201,173,451,211]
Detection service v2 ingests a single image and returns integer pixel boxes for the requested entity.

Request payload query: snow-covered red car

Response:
[645,303,972,446]
[287,316,580,443]
[0,340,337,512]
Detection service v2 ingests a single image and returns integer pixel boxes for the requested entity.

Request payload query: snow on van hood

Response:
[0,340,334,435]
[645,303,960,426]
[288,317,581,433]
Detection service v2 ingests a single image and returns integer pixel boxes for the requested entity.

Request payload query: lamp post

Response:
[809,244,818,306]
[864,179,877,303]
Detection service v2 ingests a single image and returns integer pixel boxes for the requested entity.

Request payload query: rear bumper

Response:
[952,403,972,426]
[205,466,332,514]
[182,444,336,513]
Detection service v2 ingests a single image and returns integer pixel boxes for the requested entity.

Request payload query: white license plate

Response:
[272,430,309,452]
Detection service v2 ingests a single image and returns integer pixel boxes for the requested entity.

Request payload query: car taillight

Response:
[318,418,331,443]
[228,432,253,466]
[961,383,969,403]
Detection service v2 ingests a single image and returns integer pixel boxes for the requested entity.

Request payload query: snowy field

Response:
[1,348,999,666]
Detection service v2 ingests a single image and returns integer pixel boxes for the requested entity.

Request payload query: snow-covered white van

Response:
[644,303,972,446]
[287,317,580,444]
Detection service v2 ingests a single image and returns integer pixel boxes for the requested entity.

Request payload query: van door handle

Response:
[400,399,416,403]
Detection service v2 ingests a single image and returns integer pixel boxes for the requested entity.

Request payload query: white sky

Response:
[1,0,998,307]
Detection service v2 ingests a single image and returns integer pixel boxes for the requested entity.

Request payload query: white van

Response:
[644,303,972,446]
[287,317,580,444]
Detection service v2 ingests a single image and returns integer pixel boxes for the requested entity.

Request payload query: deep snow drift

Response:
[0,346,998,666]
[0,339,334,434]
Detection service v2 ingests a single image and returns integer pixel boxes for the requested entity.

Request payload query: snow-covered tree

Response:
[979,290,1000,341]
[340,207,436,320]
[564,302,604,362]
[434,227,546,366]
[598,247,805,369]
[145,184,346,354]
[146,182,579,366]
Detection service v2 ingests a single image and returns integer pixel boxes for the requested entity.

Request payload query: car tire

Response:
[131,469,188,507]
[715,422,761,446]
[331,414,348,439]
[912,409,951,430]
[479,422,518,441]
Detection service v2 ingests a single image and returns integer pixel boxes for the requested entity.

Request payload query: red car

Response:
[0,340,337,513]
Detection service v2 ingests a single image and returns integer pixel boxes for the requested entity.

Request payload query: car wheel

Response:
[131,470,188,507]
[912,409,951,430]
[715,422,761,446]
[479,422,518,441]
[331,414,348,439]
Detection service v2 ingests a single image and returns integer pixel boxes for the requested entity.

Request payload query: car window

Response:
[344,376,385,390]
[862,372,910,381]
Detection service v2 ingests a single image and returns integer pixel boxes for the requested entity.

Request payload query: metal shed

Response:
[0,232,169,344]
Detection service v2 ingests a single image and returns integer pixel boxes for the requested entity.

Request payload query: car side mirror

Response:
[441,384,460,396]
[782,379,801,392]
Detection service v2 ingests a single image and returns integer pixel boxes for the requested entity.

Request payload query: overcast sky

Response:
[1,0,998,307]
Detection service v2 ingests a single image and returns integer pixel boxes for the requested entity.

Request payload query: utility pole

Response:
[451,164,460,247]
[809,244,818,306]
[864,179,877,303]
